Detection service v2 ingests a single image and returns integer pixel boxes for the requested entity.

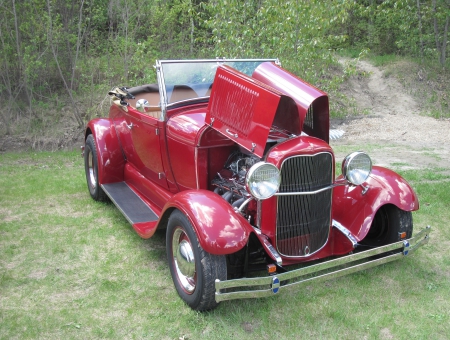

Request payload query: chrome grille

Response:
[276,153,333,257]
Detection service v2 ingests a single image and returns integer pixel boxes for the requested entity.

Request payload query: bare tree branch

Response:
[46,0,84,127]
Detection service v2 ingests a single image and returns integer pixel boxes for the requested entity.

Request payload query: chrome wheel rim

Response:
[87,148,96,189]
[172,227,196,294]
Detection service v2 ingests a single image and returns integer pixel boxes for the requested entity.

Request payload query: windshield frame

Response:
[155,58,279,121]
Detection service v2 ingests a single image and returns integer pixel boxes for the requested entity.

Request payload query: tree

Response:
[433,0,450,66]
[46,0,85,127]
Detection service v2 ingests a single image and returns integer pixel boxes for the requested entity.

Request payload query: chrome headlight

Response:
[342,152,372,185]
[246,162,280,200]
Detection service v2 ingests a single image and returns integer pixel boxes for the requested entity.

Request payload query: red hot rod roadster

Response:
[83,59,430,311]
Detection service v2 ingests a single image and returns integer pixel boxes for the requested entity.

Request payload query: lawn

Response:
[1,150,449,339]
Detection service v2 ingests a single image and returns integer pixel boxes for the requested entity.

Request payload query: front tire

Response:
[167,210,226,311]
[84,134,107,201]
[361,205,413,246]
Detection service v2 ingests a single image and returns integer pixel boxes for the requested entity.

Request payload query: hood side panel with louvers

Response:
[205,65,283,158]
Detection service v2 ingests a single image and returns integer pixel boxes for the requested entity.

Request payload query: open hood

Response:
[205,63,329,158]
[206,65,285,158]
[252,62,329,143]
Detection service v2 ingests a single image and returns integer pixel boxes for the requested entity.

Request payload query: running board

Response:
[101,182,159,238]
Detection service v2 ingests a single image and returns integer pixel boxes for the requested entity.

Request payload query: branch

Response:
[46,0,84,127]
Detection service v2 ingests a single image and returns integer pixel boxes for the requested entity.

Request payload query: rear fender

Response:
[85,118,125,184]
[158,190,252,255]
[332,166,419,242]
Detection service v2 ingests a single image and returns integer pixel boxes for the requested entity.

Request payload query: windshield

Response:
[157,59,277,106]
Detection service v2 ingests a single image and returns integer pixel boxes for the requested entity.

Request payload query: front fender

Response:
[85,118,125,184]
[333,166,419,241]
[160,190,252,255]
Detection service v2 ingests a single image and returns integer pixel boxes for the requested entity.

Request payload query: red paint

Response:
[166,109,205,190]
[133,221,158,239]
[166,109,206,146]
[160,190,252,255]
[124,163,172,211]
[85,118,125,184]
[206,65,282,157]
[253,62,330,142]
[333,166,419,242]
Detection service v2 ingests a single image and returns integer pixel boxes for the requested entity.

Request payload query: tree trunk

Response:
[12,0,33,118]
[433,0,449,66]
[441,15,449,66]
[46,0,84,127]
[70,0,86,91]
[416,0,424,60]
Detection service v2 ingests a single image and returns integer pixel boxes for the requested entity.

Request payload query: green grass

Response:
[1,151,449,339]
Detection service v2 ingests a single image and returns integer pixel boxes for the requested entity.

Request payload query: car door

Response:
[112,105,168,188]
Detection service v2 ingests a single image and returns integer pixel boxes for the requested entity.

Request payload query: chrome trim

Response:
[155,61,167,121]
[342,151,372,186]
[256,199,262,228]
[361,183,369,195]
[158,58,277,64]
[194,147,199,189]
[236,197,253,213]
[260,236,283,265]
[173,227,196,293]
[332,220,358,248]
[226,128,238,138]
[87,147,96,190]
[274,181,346,196]
[252,226,262,235]
[215,226,431,302]
[275,152,333,258]
[246,162,280,200]
[251,223,283,266]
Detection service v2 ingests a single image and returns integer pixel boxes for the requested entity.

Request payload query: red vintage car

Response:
[82,59,430,311]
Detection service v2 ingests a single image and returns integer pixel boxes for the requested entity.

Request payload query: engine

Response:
[211,150,260,210]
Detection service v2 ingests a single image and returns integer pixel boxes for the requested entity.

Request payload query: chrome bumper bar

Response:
[215,226,431,302]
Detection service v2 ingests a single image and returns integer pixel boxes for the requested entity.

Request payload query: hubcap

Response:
[87,149,96,189]
[172,227,196,293]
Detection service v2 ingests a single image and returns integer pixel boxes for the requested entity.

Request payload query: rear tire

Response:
[167,210,226,311]
[361,205,413,246]
[84,134,107,201]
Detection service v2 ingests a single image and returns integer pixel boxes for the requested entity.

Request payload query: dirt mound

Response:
[332,60,450,171]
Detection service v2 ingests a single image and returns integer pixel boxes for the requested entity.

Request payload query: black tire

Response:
[361,205,413,246]
[84,134,107,201]
[166,210,226,311]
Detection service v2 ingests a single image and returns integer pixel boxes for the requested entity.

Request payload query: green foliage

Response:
[202,0,351,86]
[0,0,448,133]
[341,0,450,63]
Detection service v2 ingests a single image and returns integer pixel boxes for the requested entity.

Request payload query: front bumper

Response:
[215,226,431,302]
